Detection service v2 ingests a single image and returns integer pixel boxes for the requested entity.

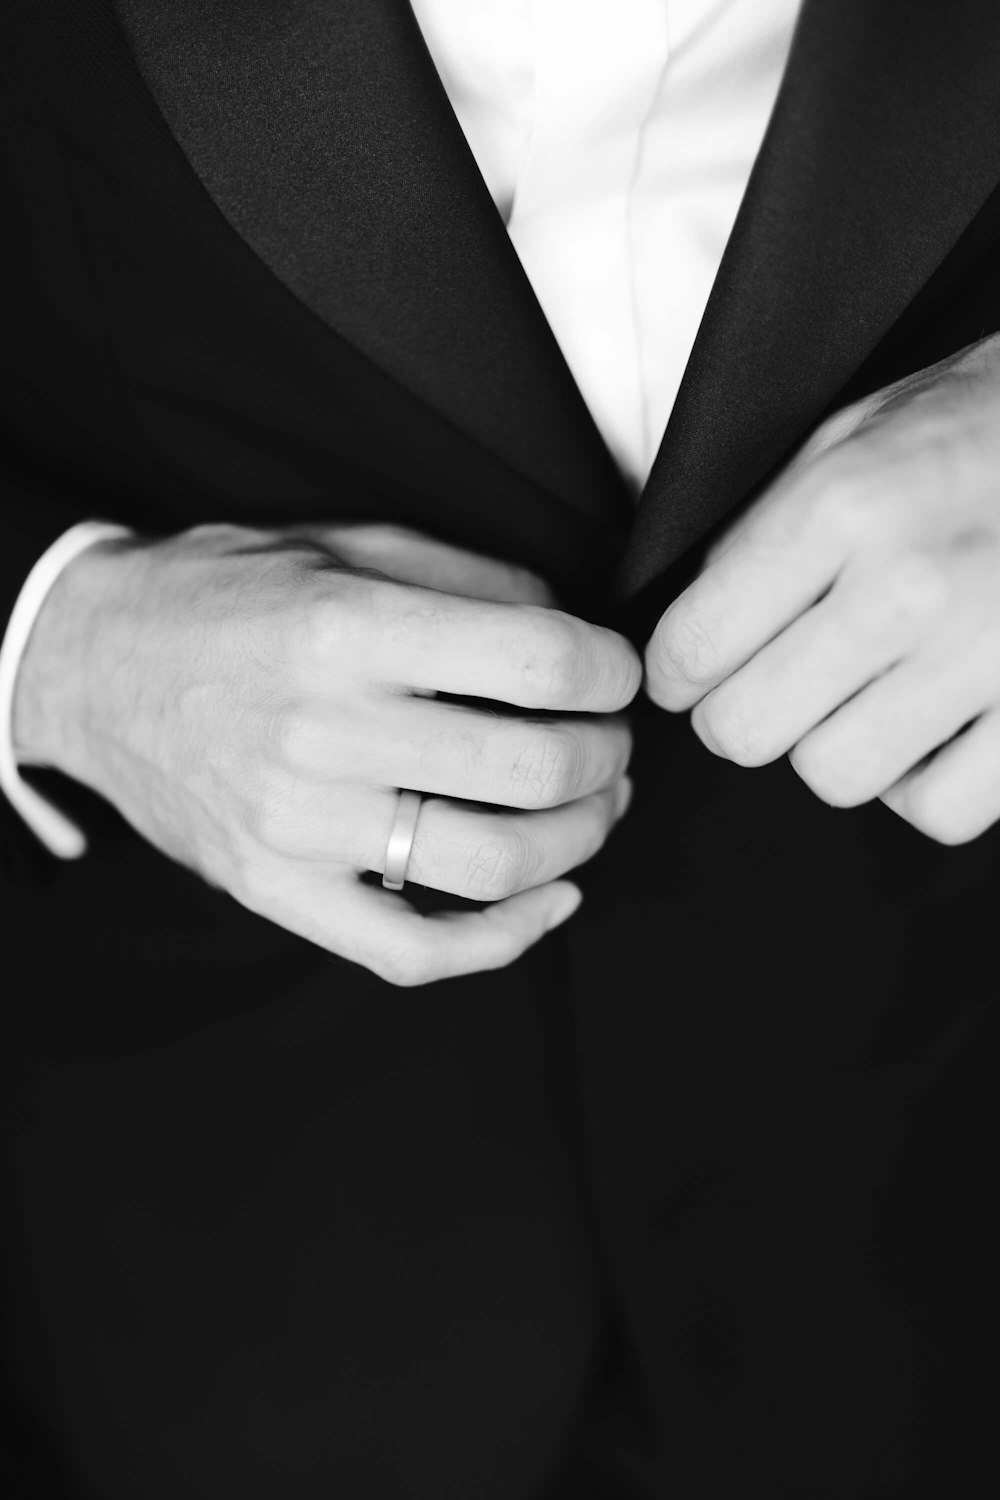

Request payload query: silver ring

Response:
[382,789,423,891]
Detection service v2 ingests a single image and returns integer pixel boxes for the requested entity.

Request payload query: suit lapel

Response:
[112,0,629,533]
[619,0,1000,619]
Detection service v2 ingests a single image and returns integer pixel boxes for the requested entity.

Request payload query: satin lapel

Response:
[619,0,1000,619]
[112,0,628,531]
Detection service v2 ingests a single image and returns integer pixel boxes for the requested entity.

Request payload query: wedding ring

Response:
[382,789,423,891]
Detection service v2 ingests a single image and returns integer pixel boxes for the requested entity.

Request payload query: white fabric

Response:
[0,522,133,856]
[411,0,800,491]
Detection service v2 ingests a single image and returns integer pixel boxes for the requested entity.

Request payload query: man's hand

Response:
[645,334,1000,844]
[15,523,640,984]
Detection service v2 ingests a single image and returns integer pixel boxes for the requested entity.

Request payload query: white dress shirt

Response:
[411,0,799,491]
[2,0,801,853]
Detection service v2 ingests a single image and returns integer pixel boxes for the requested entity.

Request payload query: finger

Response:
[402,780,632,900]
[287,696,633,810]
[335,877,586,986]
[646,467,846,711]
[880,711,1000,845]
[234,859,583,985]
[313,523,558,605]
[248,778,633,891]
[788,649,989,809]
[689,561,934,767]
[342,583,641,712]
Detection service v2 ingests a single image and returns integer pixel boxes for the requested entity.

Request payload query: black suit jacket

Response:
[3,3,1000,1497]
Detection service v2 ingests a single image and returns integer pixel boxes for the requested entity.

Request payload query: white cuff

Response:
[0,521,134,858]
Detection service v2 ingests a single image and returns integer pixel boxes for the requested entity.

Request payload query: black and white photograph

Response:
[3,2,1000,1495]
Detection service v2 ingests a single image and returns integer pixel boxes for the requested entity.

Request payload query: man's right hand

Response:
[13,523,640,985]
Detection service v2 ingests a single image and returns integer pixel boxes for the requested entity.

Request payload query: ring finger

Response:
[266,778,632,899]
[402,780,632,899]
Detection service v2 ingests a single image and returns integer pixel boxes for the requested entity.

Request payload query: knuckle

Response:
[245,779,303,854]
[516,611,640,710]
[895,780,979,846]
[464,824,535,901]
[799,403,870,463]
[227,854,275,917]
[261,699,314,770]
[655,608,721,688]
[187,521,246,545]
[280,595,330,670]
[518,612,587,705]
[979,332,1000,389]
[815,479,868,541]
[372,944,437,988]
[878,554,951,624]
[808,446,926,550]
[807,455,884,540]
[789,738,870,808]
[697,695,771,766]
[368,948,416,987]
[300,572,380,660]
[509,727,584,809]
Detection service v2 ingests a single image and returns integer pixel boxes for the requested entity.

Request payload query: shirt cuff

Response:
[0,521,134,858]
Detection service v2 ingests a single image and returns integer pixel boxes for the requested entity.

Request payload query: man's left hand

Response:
[645,334,1000,844]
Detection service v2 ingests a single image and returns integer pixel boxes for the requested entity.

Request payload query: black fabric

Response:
[3,1,1000,1495]
[113,0,630,530]
[2,856,606,1499]
[572,702,1000,1497]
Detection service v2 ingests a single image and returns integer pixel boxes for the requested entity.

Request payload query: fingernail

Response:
[547,884,583,929]
[614,776,634,818]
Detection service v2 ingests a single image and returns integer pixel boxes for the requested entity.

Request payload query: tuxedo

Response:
[3,2,1000,1496]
